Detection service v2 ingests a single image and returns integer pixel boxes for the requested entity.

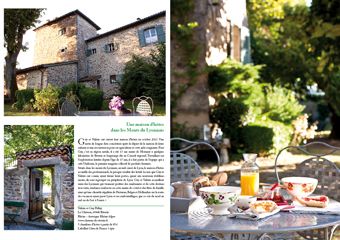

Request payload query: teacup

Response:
[281,177,318,198]
[199,186,241,215]
[236,195,257,210]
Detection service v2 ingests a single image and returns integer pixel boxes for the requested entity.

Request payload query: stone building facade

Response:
[4,146,74,228]
[16,10,166,98]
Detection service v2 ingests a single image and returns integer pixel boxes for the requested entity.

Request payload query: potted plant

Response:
[108,96,125,115]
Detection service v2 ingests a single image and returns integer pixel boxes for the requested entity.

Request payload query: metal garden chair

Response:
[170,138,220,183]
[132,96,154,116]
[275,141,340,240]
[59,96,81,116]
[171,138,221,240]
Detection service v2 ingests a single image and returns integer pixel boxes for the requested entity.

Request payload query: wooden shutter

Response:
[155,25,165,43]
[116,74,123,82]
[233,25,241,61]
[138,29,146,47]
[103,44,109,53]
[243,36,251,63]
[86,49,91,57]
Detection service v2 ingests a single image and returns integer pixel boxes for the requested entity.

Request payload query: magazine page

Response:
[2,0,340,239]
[1,0,170,239]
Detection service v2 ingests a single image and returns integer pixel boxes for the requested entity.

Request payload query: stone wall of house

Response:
[4,168,30,222]
[86,16,165,98]
[16,70,48,90]
[171,0,210,129]
[16,73,28,90]
[82,81,97,89]
[61,167,74,221]
[33,15,78,65]
[46,63,78,88]
[76,15,98,79]
[205,1,231,66]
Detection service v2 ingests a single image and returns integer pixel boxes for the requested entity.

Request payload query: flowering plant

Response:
[109,96,124,110]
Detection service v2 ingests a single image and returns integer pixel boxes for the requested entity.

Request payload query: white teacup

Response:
[236,195,257,210]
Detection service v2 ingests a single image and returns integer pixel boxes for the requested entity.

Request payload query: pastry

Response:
[250,200,278,214]
[300,195,329,208]
[211,172,228,186]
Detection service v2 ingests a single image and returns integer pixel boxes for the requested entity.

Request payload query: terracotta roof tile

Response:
[16,145,72,161]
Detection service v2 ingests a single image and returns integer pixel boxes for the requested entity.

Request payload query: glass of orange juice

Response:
[240,154,259,196]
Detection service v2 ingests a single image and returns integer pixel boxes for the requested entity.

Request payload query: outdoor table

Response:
[171,210,340,240]
[74,111,141,116]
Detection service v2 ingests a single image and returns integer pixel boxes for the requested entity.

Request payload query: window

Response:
[35,178,40,191]
[138,25,164,47]
[58,28,66,36]
[144,28,158,44]
[60,47,67,53]
[110,75,116,84]
[86,48,96,56]
[110,74,123,84]
[104,43,116,53]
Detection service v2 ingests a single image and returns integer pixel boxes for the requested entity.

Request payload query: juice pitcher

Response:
[240,153,259,196]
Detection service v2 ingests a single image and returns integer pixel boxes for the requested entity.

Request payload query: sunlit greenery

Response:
[4,125,74,166]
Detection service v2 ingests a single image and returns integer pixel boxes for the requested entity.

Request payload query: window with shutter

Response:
[144,27,158,44]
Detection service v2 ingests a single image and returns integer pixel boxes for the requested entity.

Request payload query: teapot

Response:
[171,181,196,199]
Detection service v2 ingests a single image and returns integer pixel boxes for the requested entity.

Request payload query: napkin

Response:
[227,205,280,220]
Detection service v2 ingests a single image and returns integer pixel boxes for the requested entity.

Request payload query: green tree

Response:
[4,9,44,102]
[4,125,74,166]
[247,0,340,138]
[121,44,165,104]
[308,0,340,138]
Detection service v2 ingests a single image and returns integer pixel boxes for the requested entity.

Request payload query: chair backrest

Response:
[275,141,340,201]
[132,96,153,116]
[59,97,80,116]
[170,138,220,183]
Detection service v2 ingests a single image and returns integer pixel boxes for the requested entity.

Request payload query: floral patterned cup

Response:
[281,177,318,198]
[199,186,241,215]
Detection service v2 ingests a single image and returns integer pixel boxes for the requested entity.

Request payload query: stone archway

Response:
[4,146,74,228]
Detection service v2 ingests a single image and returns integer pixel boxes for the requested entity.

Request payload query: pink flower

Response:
[109,96,124,110]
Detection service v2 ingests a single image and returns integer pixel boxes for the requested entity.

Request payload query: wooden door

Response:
[29,169,43,220]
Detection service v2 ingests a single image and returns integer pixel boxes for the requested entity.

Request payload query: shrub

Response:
[60,82,85,98]
[264,86,305,123]
[211,98,248,142]
[15,89,35,110]
[241,125,274,156]
[121,44,165,104]
[252,118,293,154]
[33,85,60,114]
[79,87,103,110]
[171,122,200,140]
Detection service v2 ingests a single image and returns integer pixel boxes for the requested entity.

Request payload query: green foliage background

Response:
[4,125,74,166]
[121,44,165,104]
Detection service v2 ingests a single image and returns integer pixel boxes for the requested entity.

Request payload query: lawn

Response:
[4,104,43,116]
[5,100,166,116]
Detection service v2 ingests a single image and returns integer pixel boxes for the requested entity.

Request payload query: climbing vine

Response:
[171,0,202,113]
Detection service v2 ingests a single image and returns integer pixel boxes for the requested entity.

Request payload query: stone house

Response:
[16,10,166,98]
[171,0,251,129]
[4,146,74,228]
